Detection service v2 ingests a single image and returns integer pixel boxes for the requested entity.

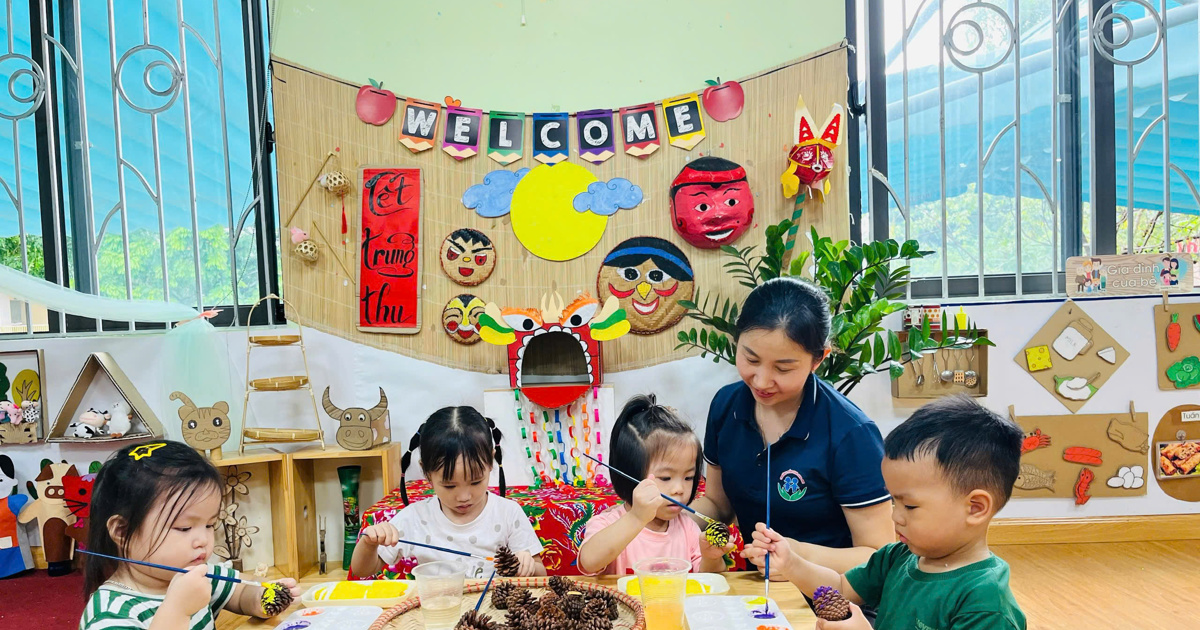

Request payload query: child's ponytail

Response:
[399,423,424,505]
[485,416,506,498]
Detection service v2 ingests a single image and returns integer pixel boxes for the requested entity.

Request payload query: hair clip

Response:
[129,443,166,461]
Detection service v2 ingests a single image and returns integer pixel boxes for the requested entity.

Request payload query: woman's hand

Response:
[515,551,540,577]
[742,523,796,575]
[358,523,400,548]
[630,476,666,524]
[814,603,870,629]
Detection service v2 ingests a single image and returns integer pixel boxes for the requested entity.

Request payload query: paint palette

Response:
[272,605,382,630]
[617,572,730,597]
[300,580,412,608]
[684,595,792,630]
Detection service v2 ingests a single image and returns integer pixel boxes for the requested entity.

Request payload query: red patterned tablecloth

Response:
[353,480,746,579]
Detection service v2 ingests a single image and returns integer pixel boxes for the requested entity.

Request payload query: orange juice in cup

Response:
[634,557,691,630]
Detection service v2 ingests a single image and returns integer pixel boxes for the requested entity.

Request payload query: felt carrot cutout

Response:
[1167,313,1182,351]
[1063,446,1103,466]
[1194,314,1200,333]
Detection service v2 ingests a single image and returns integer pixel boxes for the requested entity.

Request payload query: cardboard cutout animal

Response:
[17,462,78,576]
[62,473,94,546]
[322,387,390,451]
[170,392,232,460]
[0,455,33,577]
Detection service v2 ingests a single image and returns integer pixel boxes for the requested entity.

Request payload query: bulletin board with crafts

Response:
[1151,296,1200,391]
[1152,404,1200,502]
[269,44,852,375]
[1015,300,1128,413]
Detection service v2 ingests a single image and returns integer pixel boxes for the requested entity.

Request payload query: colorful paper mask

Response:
[442,294,487,345]
[781,95,844,199]
[478,294,630,408]
[669,156,755,249]
[439,228,495,286]
[597,237,695,335]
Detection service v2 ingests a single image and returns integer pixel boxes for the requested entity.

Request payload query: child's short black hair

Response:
[85,441,222,597]
[399,406,504,505]
[884,395,1023,507]
[609,394,702,506]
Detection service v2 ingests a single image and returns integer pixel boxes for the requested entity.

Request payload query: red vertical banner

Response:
[357,167,422,334]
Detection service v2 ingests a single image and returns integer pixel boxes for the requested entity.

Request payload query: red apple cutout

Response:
[356,78,396,126]
[702,78,745,122]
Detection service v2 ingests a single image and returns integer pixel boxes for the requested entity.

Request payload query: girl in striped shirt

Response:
[80,441,300,630]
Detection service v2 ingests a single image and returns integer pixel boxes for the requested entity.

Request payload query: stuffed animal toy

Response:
[20,400,39,424]
[107,401,132,438]
[0,455,33,578]
[68,423,103,439]
[0,401,18,424]
[77,408,109,429]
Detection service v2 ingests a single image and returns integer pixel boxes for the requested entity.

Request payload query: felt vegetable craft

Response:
[1194,314,1200,333]
[1167,313,1182,351]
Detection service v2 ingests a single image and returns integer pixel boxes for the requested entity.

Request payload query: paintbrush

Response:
[763,442,772,615]
[580,452,720,524]
[77,549,268,587]
[381,537,495,562]
[475,569,497,612]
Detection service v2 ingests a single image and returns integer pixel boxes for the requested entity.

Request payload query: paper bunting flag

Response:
[532,112,570,164]
[577,109,616,164]
[442,105,483,160]
[662,93,706,150]
[619,103,661,158]
[487,111,524,165]
[398,98,440,153]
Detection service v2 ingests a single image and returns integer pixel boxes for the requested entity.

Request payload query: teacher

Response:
[692,277,894,574]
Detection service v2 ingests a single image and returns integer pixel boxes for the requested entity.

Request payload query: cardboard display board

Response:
[47,352,163,443]
[1014,300,1128,413]
[1066,253,1195,298]
[1152,404,1200,502]
[1151,298,1200,391]
[892,331,989,399]
[1010,404,1149,500]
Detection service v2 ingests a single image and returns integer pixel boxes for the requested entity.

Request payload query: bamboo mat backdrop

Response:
[270,44,850,373]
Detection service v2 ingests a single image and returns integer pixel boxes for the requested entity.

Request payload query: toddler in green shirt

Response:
[746,395,1027,629]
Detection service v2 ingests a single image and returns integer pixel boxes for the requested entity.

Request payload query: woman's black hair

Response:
[608,394,703,506]
[84,440,222,597]
[399,406,504,505]
[734,277,831,358]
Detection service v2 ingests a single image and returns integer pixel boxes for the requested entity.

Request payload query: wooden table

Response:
[218,571,817,629]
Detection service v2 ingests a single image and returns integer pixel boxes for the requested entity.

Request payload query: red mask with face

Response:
[669,157,755,249]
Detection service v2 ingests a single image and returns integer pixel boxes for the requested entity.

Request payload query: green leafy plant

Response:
[676,220,993,395]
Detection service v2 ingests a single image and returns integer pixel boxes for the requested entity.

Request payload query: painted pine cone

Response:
[813,585,851,621]
[548,574,574,595]
[491,581,516,609]
[454,610,499,630]
[704,521,731,548]
[494,545,520,577]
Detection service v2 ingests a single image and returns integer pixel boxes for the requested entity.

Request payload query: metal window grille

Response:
[0,0,279,335]
[853,0,1200,300]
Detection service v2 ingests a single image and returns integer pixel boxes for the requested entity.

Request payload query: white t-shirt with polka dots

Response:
[376,493,544,578]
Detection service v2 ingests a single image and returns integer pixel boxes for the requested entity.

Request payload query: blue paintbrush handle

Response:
[475,569,497,612]
[77,549,261,586]
[579,452,717,523]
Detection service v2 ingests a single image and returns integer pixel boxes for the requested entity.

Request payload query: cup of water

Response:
[634,557,691,630]
[411,560,465,630]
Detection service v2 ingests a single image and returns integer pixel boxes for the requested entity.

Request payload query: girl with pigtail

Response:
[350,406,546,578]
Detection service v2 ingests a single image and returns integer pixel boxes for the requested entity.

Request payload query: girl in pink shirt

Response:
[577,395,734,575]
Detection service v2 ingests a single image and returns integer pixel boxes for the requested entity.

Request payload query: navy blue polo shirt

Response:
[703,375,889,549]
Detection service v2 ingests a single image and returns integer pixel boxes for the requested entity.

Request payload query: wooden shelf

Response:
[300,561,348,581]
[211,448,285,467]
[249,376,309,391]
[249,334,301,346]
[243,427,323,442]
[291,444,394,461]
[209,450,295,578]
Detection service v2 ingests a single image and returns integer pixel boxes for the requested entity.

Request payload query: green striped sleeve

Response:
[80,589,153,630]
[207,564,237,614]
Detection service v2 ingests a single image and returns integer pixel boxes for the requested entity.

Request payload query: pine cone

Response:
[539,590,561,610]
[504,604,533,630]
[507,589,537,613]
[492,581,517,610]
[455,610,500,630]
[535,602,566,621]
[812,585,851,621]
[704,521,731,548]
[548,575,574,595]
[580,597,608,622]
[494,545,520,577]
[562,592,586,620]
[581,616,613,630]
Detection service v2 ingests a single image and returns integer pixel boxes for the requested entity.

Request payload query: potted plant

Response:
[676,220,992,395]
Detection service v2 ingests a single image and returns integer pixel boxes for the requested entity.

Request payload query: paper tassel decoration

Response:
[487,111,525,165]
[662,92,706,150]
[781,95,843,200]
[577,109,616,164]
[398,98,440,153]
[443,105,483,160]
[619,103,661,158]
[532,112,570,164]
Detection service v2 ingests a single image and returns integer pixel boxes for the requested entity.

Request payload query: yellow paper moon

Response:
[510,162,608,261]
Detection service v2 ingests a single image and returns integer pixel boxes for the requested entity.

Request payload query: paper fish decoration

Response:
[1014,463,1056,491]
[781,95,843,200]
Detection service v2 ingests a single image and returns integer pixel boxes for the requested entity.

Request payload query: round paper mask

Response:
[597,237,694,335]
[442,294,486,344]
[439,228,496,286]
[669,156,754,249]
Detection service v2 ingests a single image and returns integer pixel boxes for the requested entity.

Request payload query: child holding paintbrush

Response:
[80,441,302,630]
[577,395,735,575]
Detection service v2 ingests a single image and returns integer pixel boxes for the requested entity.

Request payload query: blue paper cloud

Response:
[463,168,530,218]
[572,178,643,216]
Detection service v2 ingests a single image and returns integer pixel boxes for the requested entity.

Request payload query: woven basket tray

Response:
[369,577,645,630]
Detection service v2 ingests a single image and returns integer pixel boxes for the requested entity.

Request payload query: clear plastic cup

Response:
[634,557,690,630]
[411,560,465,630]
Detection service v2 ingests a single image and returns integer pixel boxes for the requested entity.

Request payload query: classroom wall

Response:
[269,0,847,113]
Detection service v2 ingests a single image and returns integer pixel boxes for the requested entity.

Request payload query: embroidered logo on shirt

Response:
[777,469,807,502]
